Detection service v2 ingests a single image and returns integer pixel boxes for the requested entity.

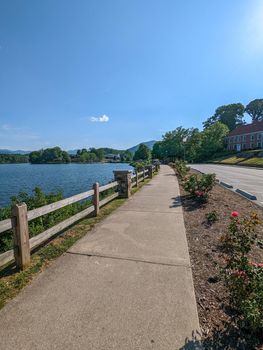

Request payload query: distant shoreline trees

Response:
[29,147,71,164]
[26,147,133,164]
[0,154,29,164]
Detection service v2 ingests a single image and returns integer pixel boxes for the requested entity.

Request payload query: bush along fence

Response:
[0,164,159,270]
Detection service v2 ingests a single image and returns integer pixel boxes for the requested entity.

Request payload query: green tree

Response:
[121,150,133,162]
[161,127,189,162]
[203,103,245,131]
[245,99,263,122]
[133,144,151,161]
[152,141,163,160]
[185,128,202,162]
[199,122,229,159]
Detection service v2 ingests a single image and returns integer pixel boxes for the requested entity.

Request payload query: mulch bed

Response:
[178,172,263,349]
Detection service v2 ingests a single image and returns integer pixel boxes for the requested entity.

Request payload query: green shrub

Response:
[130,161,149,172]
[0,187,91,253]
[221,212,263,333]
[205,210,219,224]
[183,173,216,201]
[174,160,190,179]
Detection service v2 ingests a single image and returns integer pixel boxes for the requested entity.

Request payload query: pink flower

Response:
[231,211,239,217]
[250,262,263,268]
[195,190,204,197]
[233,270,246,278]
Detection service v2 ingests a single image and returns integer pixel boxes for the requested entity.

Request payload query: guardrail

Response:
[0,164,159,270]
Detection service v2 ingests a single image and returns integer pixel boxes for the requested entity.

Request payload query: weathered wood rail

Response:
[0,165,159,270]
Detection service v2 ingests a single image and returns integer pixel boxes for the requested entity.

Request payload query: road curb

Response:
[236,189,257,201]
[220,181,233,189]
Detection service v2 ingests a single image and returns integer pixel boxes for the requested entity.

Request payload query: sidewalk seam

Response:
[67,251,191,268]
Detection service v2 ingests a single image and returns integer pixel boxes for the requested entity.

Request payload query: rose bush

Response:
[183,173,216,202]
[221,212,263,333]
[174,160,190,180]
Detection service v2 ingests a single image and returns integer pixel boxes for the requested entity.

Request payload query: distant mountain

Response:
[0,149,30,155]
[0,142,157,156]
[127,140,157,154]
[67,150,78,155]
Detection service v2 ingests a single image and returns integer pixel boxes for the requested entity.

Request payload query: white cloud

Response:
[90,114,109,123]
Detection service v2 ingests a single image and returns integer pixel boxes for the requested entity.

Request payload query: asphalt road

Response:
[191,164,263,207]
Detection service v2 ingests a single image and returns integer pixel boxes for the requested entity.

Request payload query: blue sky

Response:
[1,0,263,150]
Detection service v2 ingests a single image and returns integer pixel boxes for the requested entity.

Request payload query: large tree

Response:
[133,144,151,161]
[203,103,245,131]
[152,141,164,160]
[245,99,263,122]
[121,150,133,162]
[199,122,229,159]
[185,128,202,162]
[161,127,190,162]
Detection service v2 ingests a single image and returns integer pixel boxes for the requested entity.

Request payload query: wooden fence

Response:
[0,165,159,270]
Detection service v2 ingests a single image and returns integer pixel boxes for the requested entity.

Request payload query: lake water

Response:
[0,163,133,208]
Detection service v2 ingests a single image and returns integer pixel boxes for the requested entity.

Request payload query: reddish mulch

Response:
[178,172,263,349]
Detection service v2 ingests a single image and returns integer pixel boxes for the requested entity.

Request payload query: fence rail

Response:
[0,164,159,270]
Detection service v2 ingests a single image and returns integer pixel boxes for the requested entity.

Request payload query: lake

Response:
[0,163,133,208]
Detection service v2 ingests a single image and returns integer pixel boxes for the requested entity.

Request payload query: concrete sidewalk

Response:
[0,165,201,350]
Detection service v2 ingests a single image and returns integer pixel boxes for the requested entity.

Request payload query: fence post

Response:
[135,171,138,187]
[93,182,100,216]
[12,203,30,270]
[114,170,132,198]
[143,168,145,181]
[145,165,153,179]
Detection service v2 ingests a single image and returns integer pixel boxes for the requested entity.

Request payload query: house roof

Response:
[228,121,263,136]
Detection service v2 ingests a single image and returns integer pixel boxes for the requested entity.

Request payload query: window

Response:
[242,144,246,150]
[237,136,241,142]
[251,134,254,141]
[251,143,254,149]
[258,142,261,148]
[242,135,246,141]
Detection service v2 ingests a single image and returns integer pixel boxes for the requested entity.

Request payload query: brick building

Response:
[225,121,263,151]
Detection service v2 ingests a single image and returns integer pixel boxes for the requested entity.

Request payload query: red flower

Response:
[231,211,239,217]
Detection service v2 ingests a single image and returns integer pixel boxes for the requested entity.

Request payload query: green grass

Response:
[218,156,246,164]
[210,149,263,167]
[239,157,263,167]
[0,175,156,309]
[0,198,127,309]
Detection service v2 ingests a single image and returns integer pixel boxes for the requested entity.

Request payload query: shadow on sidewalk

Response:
[178,326,262,350]
[170,196,182,208]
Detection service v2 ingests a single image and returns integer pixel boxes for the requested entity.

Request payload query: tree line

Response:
[0,154,29,164]
[28,147,133,164]
[150,98,263,163]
